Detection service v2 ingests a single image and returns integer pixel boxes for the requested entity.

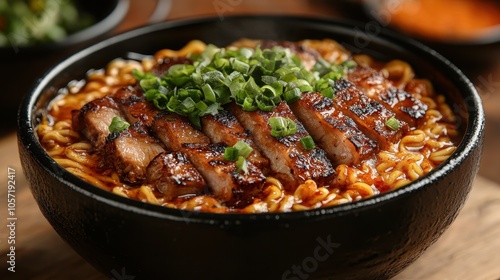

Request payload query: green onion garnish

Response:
[300,135,316,150]
[134,43,354,128]
[269,117,297,137]
[223,147,239,161]
[223,140,253,174]
[235,156,249,174]
[386,116,400,131]
[109,116,130,133]
[232,140,253,158]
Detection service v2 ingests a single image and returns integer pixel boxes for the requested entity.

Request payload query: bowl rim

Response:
[17,15,485,225]
[0,0,130,54]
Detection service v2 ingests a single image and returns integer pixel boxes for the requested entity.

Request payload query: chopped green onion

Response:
[386,116,400,130]
[133,42,353,128]
[109,116,130,133]
[269,117,297,137]
[230,57,250,74]
[300,135,316,150]
[235,156,249,174]
[233,140,253,158]
[320,87,335,99]
[284,87,302,103]
[223,147,239,161]
[342,60,358,69]
[202,84,216,103]
[224,141,253,174]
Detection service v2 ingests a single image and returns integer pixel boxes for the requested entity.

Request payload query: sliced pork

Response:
[152,112,266,201]
[182,143,266,202]
[113,87,160,127]
[104,123,165,184]
[71,96,123,151]
[347,66,427,127]
[152,112,211,151]
[201,110,269,171]
[229,102,335,189]
[146,152,207,200]
[333,78,409,149]
[291,92,377,165]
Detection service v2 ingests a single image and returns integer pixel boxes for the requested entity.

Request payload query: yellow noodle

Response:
[381,60,415,86]
[36,39,460,213]
[347,182,375,197]
[429,147,456,163]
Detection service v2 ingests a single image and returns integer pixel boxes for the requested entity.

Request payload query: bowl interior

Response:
[20,15,483,221]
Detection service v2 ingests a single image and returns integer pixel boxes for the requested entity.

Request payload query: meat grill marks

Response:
[333,78,409,149]
[113,87,160,127]
[201,110,269,171]
[71,96,123,151]
[153,113,266,201]
[230,101,335,189]
[146,152,207,200]
[71,40,428,206]
[347,66,428,127]
[291,92,377,166]
[183,143,266,202]
[152,112,211,151]
[104,122,166,184]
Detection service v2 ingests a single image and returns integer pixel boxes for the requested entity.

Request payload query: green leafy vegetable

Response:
[133,43,357,128]
[223,140,254,174]
[268,117,297,137]
[300,135,316,150]
[0,0,95,47]
[385,116,400,131]
[109,116,130,133]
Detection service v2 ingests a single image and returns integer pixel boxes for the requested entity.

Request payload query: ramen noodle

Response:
[38,39,459,213]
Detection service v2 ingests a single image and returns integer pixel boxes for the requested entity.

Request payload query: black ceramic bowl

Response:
[0,0,129,128]
[18,16,484,280]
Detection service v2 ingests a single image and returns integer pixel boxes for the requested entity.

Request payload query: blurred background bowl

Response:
[363,0,500,71]
[0,0,129,128]
[18,15,484,280]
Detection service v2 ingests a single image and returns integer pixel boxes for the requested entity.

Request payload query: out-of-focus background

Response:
[1,1,499,279]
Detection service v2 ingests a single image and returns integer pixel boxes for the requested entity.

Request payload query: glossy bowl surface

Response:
[0,0,129,127]
[18,15,484,280]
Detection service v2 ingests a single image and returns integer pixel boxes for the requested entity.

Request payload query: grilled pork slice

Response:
[152,113,211,151]
[201,110,269,171]
[230,102,335,189]
[347,66,427,127]
[146,152,206,200]
[333,78,409,149]
[152,112,266,201]
[72,96,123,151]
[182,143,266,202]
[113,87,160,127]
[291,93,377,165]
[104,123,165,184]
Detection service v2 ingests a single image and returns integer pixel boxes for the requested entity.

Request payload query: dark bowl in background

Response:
[0,0,129,129]
[362,0,500,71]
[17,16,484,280]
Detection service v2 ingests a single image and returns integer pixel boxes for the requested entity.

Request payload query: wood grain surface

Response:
[1,1,500,279]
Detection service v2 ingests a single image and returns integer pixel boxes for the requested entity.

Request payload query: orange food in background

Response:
[384,0,500,41]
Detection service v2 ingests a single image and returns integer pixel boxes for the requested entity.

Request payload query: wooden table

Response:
[1,1,500,279]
